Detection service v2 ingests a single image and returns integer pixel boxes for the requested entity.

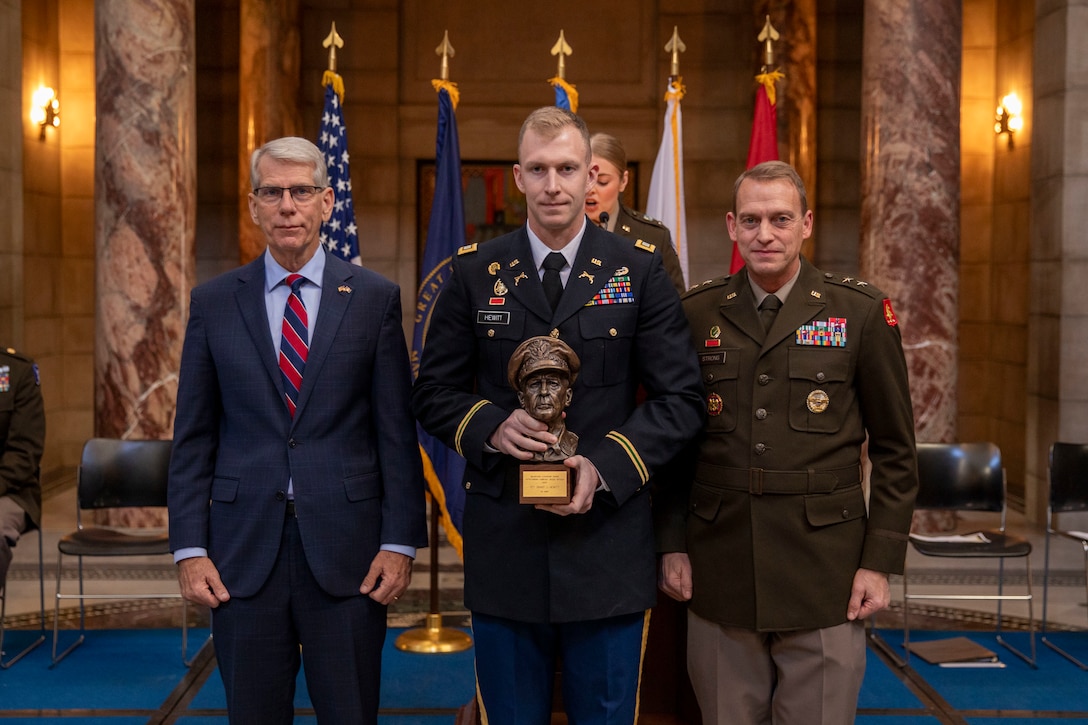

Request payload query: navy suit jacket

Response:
[168,252,427,599]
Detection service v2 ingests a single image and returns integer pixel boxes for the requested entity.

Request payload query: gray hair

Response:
[250,136,329,189]
[733,161,808,214]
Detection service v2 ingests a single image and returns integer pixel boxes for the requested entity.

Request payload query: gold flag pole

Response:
[395,31,472,655]
[755,16,784,104]
[548,30,579,113]
[665,25,686,85]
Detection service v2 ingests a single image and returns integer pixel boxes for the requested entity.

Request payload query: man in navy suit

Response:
[168,137,427,724]
[412,107,704,724]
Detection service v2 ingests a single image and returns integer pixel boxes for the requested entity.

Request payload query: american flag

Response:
[318,80,360,264]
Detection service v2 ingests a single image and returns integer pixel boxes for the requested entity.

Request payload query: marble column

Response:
[95,0,196,525]
[860,0,961,445]
[238,0,302,264]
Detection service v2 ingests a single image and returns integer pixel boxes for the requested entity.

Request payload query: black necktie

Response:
[758,294,781,333]
[542,252,565,311]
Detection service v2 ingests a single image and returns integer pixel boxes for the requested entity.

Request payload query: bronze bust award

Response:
[507,336,581,504]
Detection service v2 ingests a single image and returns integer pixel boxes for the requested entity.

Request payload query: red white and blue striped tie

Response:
[279,274,308,417]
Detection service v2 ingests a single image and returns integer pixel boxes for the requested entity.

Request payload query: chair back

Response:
[915,442,1004,513]
[1048,441,1088,514]
[77,438,173,510]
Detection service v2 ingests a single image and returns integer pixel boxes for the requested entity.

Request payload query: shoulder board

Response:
[0,347,32,364]
[823,272,885,299]
[456,243,478,256]
[628,208,668,230]
[682,275,730,299]
[634,239,657,254]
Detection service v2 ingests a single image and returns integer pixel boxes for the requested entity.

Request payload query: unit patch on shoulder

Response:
[634,240,657,253]
[883,299,899,327]
[457,243,478,256]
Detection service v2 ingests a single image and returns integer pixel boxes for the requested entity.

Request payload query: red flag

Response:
[731,73,782,273]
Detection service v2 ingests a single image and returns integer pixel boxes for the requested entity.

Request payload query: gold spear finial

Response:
[435,30,455,81]
[665,26,686,78]
[758,15,780,69]
[323,22,344,73]
[550,30,573,80]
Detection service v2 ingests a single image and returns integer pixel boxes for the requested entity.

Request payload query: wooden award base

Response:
[519,463,572,504]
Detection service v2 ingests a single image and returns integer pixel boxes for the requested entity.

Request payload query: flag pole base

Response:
[395,613,473,654]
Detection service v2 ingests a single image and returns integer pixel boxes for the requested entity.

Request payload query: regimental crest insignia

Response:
[707,393,723,417]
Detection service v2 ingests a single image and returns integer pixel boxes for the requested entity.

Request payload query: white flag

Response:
[646,80,689,287]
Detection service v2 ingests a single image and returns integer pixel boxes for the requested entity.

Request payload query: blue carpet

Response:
[855,718,939,724]
[858,647,924,710]
[0,629,198,709]
[882,630,1088,713]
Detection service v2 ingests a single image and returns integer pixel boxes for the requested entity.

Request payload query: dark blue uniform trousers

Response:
[472,609,649,725]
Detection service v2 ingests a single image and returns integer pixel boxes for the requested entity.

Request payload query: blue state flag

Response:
[318,74,360,264]
[413,82,467,556]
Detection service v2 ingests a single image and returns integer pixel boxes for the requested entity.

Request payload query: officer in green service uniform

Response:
[656,161,918,725]
[0,347,45,592]
[585,132,687,294]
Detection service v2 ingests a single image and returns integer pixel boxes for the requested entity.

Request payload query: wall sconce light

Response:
[994,93,1022,149]
[30,86,60,141]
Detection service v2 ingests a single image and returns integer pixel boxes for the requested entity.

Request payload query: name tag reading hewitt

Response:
[507,336,581,505]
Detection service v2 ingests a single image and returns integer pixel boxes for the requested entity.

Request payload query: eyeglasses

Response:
[252,186,325,204]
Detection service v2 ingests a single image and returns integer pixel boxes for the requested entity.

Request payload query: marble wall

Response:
[8,0,1084,523]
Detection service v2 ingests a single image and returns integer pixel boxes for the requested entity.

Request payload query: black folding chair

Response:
[1042,441,1088,669]
[51,438,192,667]
[902,442,1036,668]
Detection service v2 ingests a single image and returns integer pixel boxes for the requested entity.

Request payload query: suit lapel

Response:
[293,259,355,420]
[495,231,552,322]
[236,257,283,395]
[764,259,826,351]
[719,275,763,346]
[553,227,616,322]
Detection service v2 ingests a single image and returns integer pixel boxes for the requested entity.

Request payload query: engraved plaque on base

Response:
[519,463,572,504]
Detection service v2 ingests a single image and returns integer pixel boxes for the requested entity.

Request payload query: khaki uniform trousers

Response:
[687,610,866,725]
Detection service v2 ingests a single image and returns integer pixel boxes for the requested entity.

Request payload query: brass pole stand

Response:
[395,500,472,653]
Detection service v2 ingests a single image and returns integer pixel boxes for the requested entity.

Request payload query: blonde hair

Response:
[518,107,591,164]
[589,132,627,174]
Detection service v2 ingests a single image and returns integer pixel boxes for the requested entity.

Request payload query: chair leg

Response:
[1043,545,1088,669]
[50,551,86,667]
[0,528,46,669]
[995,556,1037,668]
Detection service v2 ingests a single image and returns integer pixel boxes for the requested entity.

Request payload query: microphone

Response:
[598,211,610,229]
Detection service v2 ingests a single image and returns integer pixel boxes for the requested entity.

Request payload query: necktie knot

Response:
[758,294,781,333]
[543,252,566,273]
[285,273,306,293]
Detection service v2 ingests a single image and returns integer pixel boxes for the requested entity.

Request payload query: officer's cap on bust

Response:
[507,336,581,390]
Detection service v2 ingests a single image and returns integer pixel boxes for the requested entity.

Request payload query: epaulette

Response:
[0,347,32,363]
[627,208,668,231]
[634,239,657,254]
[681,275,730,299]
[823,272,885,299]
[456,243,478,256]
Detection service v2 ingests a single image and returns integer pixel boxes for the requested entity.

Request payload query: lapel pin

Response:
[513,271,528,286]
[338,285,352,294]
[579,271,595,284]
